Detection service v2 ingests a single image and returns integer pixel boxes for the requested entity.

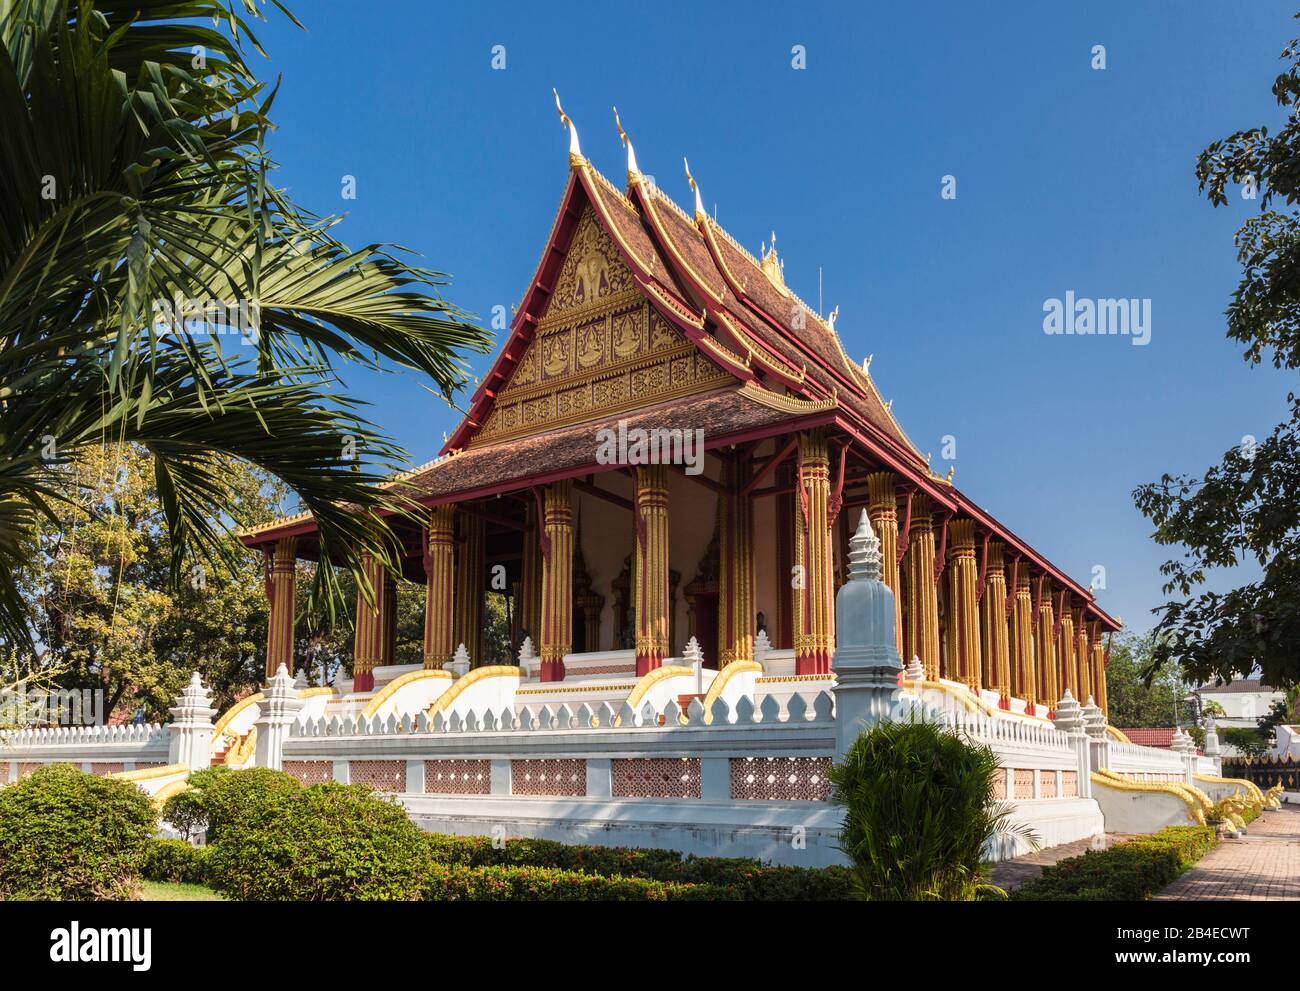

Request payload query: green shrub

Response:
[205,781,431,900]
[422,834,853,899]
[0,763,156,900]
[422,863,729,901]
[162,766,303,843]
[830,720,1033,900]
[142,838,209,884]
[1012,826,1215,901]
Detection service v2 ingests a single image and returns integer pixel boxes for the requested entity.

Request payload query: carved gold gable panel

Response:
[474,302,732,446]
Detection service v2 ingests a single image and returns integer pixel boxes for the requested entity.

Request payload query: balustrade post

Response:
[167,673,217,771]
[1051,690,1091,799]
[253,664,303,771]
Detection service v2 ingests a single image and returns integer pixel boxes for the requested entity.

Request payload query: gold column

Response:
[906,494,941,680]
[980,541,1011,702]
[718,453,754,666]
[264,536,297,678]
[793,431,834,674]
[634,466,670,676]
[422,505,455,669]
[452,510,485,665]
[1034,580,1058,707]
[1093,640,1109,715]
[520,501,543,645]
[539,480,574,682]
[1010,566,1036,706]
[353,552,394,692]
[945,520,982,690]
[866,472,903,653]
[1076,612,1091,703]
[1057,598,1077,699]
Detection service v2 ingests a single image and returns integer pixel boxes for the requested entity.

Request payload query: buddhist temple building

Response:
[240,103,1120,720]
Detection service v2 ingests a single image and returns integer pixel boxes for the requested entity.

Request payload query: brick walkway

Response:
[1154,806,1300,901]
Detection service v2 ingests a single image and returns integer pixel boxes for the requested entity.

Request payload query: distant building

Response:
[1191,679,1283,730]
[1116,727,1177,749]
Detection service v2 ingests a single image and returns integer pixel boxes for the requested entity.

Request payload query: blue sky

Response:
[247,1,1298,633]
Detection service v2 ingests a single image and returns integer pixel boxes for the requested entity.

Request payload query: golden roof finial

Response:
[827,305,839,331]
[553,89,583,166]
[759,230,787,293]
[613,106,639,181]
[946,466,955,482]
[885,399,893,412]
[863,353,873,372]
[683,157,706,221]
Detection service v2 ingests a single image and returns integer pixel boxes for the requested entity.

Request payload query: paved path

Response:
[989,834,1125,891]
[1155,805,1300,901]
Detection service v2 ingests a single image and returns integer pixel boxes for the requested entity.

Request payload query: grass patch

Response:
[139,880,226,901]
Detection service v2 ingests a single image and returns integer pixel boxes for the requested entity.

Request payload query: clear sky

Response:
[245,1,1298,634]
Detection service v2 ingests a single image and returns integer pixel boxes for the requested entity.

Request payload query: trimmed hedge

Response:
[142,838,210,885]
[423,862,730,901]
[423,834,854,900]
[1011,826,1216,901]
[0,763,156,900]
[204,777,432,900]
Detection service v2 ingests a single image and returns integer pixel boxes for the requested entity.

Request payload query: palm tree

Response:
[0,1,491,650]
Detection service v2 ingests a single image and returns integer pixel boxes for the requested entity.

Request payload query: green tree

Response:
[0,1,490,664]
[1103,632,1198,729]
[12,444,284,718]
[1133,16,1300,690]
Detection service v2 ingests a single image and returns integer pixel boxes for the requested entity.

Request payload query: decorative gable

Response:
[470,206,732,446]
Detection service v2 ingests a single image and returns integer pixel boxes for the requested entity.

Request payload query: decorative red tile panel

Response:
[1039,771,1057,799]
[90,762,124,777]
[425,759,491,795]
[350,760,405,792]
[1062,770,1078,797]
[511,759,586,796]
[729,757,831,801]
[991,768,1007,800]
[612,758,701,798]
[18,762,41,778]
[284,760,332,785]
[1013,768,1034,800]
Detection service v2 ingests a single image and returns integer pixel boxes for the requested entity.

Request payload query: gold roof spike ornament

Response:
[613,106,640,181]
[553,89,583,166]
[827,305,839,331]
[684,157,706,221]
[759,231,788,294]
[863,353,873,372]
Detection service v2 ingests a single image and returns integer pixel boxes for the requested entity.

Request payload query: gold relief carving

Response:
[612,308,643,358]
[648,312,676,352]
[547,208,633,314]
[576,319,607,368]
[543,333,571,377]
[513,348,538,387]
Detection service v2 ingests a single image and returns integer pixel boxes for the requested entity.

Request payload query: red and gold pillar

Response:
[422,505,455,669]
[1035,580,1058,707]
[1075,611,1091,703]
[793,431,833,674]
[866,472,903,653]
[1010,566,1036,705]
[452,510,485,665]
[353,552,395,692]
[718,454,754,666]
[264,536,297,678]
[539,481,574,682]
[906,494,941,680]
[1057,598,1077,699]
[1093,639,1109,715]
[980,541,1011,702]
[634,466,670,676]
[945,519,982,690]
